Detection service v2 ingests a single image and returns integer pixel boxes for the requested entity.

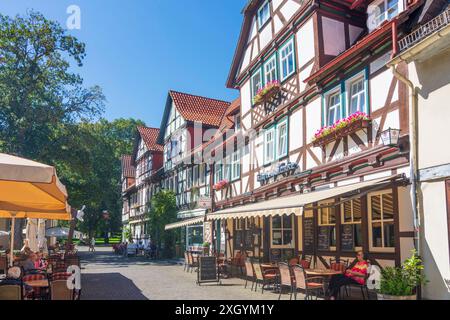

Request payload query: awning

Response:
[165,216,205,231]
[207,174,402,221]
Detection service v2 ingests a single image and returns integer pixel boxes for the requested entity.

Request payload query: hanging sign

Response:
[257,162,298,184]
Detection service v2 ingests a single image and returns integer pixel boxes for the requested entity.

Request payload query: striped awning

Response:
[207,174,402,221]
[164,216,205,231]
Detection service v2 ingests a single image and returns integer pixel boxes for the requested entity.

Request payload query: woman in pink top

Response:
[328,251,369,300]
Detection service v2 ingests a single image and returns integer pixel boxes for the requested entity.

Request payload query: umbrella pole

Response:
[10,216,15,267]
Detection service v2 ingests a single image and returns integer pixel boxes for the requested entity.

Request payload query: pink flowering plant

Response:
[252,80,281,105]
[213,179,229,191]
[313,111,370,143]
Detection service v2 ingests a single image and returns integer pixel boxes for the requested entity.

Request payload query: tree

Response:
[147,190,178,258]
[0,11,105,248]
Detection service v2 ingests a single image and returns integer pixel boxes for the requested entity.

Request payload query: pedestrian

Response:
[89,237,96,252]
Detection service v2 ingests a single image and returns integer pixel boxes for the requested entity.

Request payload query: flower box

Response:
[213,179,229,191]
[312,112,371,147]
[253,81,281,105]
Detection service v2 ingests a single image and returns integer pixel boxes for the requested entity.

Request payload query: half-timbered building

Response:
[204,0,430,270]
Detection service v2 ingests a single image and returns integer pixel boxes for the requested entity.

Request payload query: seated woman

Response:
[327,251,369,300]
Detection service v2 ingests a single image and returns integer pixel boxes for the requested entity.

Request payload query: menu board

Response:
[341,224,355,252]
[234,232,243,249]
[197,256,219,285]
[245,231,253,248]
[303,218,315,254]
[317,226,330,251]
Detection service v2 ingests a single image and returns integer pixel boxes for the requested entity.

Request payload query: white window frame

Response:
[223,155,231,181]
[264,55,277,84]
[279,38,295,81]
[368,190,396,253]
[257,0,271,30]
[368,0,403,31]
[264,126,276,164]
[346,73,366,115]
[231,150,241,181]
[325,88,342,126]
[251,69,263,100]
[270,214,294,248]
[215,161,223,184]
[276,118,288,159]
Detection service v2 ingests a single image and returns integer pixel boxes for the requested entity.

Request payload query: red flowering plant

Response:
[213,179,229,191]
[312,111,370,143]
[252,80,281,105]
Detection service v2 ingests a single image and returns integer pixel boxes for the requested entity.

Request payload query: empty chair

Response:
[292,264,324,300]
[329,258,348,272]
[288,257,299,266]
[252,260,277,294]
[51,272,71,281]
[0,284,23,300]
[50,280,74,300]
[244,258,255,290]
[278,262,294,300]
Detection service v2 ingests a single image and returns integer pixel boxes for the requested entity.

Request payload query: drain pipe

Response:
[390,65,420,255]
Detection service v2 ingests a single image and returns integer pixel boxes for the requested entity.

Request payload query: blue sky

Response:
[0,0,244,128]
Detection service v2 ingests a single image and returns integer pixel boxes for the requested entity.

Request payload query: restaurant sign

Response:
[257,162,299,184]
[198,196,212,209]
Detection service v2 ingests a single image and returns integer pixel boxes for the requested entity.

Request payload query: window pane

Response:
[277,123,287,157]
[354,224,363,247]
[272,216,281,229]
[329,207,336,224]
[343,201,352,223]
[283,215,292,229]
[272,230,282,245]
[372,222,383,247]
[384,221,395,247]
[320,208,327,225]
[382,193,394,220]
[371,195,382,220]
[330,226,336,247]
[283,230,293,246]
[353,198,362,222]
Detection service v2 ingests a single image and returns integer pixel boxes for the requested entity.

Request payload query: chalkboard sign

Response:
[197,256,220,285]
[303,218,315,254]
[234,232,243,249]
[245,231,253,248]
[341,224,354,252]
[317,226,330,251]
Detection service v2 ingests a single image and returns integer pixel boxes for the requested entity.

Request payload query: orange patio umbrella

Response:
[0,153,71,266]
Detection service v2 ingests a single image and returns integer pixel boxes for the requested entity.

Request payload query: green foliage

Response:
[147,190,178,258]
[379,250,427,296]
[123,226,133,243]
[202,241,210,248]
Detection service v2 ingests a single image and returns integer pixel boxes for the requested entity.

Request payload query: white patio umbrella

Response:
[46,227,82,239]
[0,153,71,266]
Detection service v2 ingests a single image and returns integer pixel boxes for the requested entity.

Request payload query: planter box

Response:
[253,85,281,106]
[312,119,371,147]
[377,293,417,300]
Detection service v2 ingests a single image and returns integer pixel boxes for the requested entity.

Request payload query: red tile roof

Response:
[137,127,163,152]
[169,90,231,127]
[121,155,135,178]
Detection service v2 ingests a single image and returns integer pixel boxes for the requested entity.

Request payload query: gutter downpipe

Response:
[389,20,421,258]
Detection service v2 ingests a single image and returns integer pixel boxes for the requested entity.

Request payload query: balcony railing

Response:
[399,6,450,52]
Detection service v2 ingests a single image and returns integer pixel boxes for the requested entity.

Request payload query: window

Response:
[279,39,295,81]
[264,55,277,84]
[368,0,402,31]
[369,191,395,250]
[341,198,363,248]
[326,90,342,126]
[347,76,366,115]
[257,0,270,29]
[231,150,241,181]
[199,164,205,185]
[215,161,223,183]
[271,215,294,247]
[277,119,288,159]
[193,165,199,186]
[234,114,241,131]
[264,127,275,164]
[251,70,263,100]
[318,201,337,249]
[223,156,231,181]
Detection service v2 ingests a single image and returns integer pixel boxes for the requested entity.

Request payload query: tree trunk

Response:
[65,208,77,254]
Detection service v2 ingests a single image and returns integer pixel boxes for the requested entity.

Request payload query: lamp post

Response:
[380,128,401,146]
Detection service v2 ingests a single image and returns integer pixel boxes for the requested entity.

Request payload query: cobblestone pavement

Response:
[79,246,290,300]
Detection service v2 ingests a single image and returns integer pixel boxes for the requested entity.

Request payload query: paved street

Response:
[79,246,287,300]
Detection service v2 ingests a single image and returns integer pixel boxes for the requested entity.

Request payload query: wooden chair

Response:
[243,258,255,290]
[278,262,294,300]
[292,264,324,300]
[50,272,71,281]
[0,284,23,300]
[252,259,277,294]
[65,256,80,268]
[288,257,299,266]
[299,259,311,269]
[329,258,349,272]
[50,280,74,300]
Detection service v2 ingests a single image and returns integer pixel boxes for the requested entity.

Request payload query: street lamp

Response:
[380,128,401,146]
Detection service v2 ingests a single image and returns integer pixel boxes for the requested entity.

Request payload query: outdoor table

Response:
[305,269,342,297]
[25,279,49,288]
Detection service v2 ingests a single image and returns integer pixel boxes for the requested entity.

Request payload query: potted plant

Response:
[202,241,210,255]
[377,250,427,300]
[252,80,281,105]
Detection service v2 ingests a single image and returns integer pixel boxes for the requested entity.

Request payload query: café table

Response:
[304,269,343,297]
[24,279,50,300]
[261,263,279,292]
